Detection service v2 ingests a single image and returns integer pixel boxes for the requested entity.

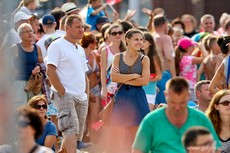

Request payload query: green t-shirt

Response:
[132,107,221,153]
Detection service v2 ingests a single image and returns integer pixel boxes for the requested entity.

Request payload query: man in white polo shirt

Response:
[47,14,88,153]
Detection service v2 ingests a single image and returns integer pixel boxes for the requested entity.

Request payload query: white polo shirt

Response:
[47,37,88,101]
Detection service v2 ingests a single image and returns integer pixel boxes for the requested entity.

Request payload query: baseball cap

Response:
[61,2,80,15]
[42,14,55,25]
[14,11,33,23]
[97,16,110,24]
[177,38,196,50]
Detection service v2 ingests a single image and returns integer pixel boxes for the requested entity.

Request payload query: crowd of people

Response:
[0,0,230,153]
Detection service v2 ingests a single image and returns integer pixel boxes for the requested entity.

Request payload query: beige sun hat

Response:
[61,2,81,15]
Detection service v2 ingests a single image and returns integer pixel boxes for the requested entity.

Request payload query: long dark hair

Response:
[175,46,187,76]
[141,32,162,74]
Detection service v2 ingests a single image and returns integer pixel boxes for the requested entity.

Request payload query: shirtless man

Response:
[197,35,223,81]
[152,15,176,104]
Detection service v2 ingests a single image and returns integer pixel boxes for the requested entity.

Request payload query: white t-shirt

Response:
[47,37,88,101]
[36,32,61,59]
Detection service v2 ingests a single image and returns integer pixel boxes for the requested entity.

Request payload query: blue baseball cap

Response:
[42,14,55,25]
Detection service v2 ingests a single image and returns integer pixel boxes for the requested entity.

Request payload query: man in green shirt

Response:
[132,77,221,153]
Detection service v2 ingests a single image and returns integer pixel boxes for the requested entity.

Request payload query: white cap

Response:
[61,2,80,14]
[14,11,33,23]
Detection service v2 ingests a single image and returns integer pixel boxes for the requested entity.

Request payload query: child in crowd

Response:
[86,0,108,31]
[175,38,208,102]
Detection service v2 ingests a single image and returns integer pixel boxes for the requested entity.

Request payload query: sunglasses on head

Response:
[17,120,30,128]
[218,100,230,106]
[110,31,123,36]
[33,104,47,110]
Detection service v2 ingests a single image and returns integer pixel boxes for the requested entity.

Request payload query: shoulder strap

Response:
[140,53,145,61]
[226,56,230,89]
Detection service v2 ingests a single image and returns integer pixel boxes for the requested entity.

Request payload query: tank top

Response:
[119,53,143,75]
[106,46,115,70]
[15,44,38,80]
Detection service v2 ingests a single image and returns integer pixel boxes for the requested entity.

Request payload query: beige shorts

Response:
[53,92,88,140]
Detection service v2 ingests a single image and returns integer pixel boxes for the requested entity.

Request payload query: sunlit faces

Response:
[183,18,194,28]
[109,27,123,42]
[30,0,38,11]
[30,18,40,34]
[93,0,103,8]
[199,84,213,102]
[201,18,215,33]
[215,94,230,115]
[126,33,143,51]
[33,100,47,118]
[20,25,34,41]
[188,134,215,153]
[66,18,84,40]
[141,39,151,52]
[165,89,189,116]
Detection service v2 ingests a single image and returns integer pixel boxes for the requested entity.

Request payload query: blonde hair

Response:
[181,14,197,30]
[14,0,39,15]
[28,94,48,107]
[27,95,49,119]
[206,90,230,135]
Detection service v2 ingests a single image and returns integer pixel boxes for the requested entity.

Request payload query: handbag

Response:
[24,72,43,95]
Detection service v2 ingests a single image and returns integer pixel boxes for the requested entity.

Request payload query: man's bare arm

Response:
[47,64,65,96]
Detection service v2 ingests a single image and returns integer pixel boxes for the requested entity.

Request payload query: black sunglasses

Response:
[33,104,47,110]
[110,31,123,36]
[17,120,30,128]
[218,100,230,106]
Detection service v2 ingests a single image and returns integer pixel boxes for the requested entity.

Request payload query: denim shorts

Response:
[90,84,101,97]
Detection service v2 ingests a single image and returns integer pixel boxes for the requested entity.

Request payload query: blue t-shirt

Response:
[36,121,58,151]
[86,6,105,30]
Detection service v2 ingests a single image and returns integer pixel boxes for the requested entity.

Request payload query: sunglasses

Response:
[110,31,123,36]
[218,100,230,106]
[17,120,30,128]
[33,104,47,110]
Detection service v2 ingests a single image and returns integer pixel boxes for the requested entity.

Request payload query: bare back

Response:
[153,32,174,71]
[203,54,223,80]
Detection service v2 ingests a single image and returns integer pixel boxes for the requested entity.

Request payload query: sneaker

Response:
[77,141,91,149]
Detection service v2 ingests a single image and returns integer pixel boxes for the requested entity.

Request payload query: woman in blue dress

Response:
[107,29,150,153]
